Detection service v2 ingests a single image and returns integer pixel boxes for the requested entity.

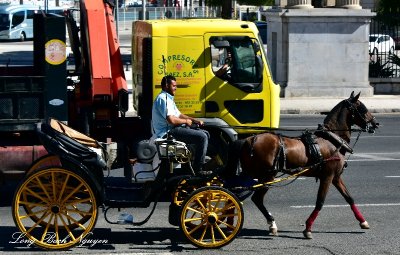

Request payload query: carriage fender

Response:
[59,157,105,204]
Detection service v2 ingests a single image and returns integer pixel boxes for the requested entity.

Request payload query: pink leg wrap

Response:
[351,204,365,223]
[305,209,320,231]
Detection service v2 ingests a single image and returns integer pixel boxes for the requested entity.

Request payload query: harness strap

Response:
[250,135,258,157]
[301,131,323,165]
[324,155,341,162]
[314,129,353,154]
[271,134,286,173]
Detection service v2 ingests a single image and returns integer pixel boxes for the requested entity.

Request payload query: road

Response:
[1,113,399,254]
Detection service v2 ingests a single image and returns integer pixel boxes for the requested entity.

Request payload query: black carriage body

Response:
[35,118,204,208]
[37,119,106,202]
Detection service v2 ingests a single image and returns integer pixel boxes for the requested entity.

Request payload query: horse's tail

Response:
[221,139,246,179]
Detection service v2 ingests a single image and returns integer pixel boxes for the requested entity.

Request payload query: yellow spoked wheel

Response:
[12,167,98,250]
[26,154,61,176]
[23,155,77,229]
[180,186,243,249]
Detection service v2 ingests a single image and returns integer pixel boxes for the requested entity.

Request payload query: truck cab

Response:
[131,19,280,137]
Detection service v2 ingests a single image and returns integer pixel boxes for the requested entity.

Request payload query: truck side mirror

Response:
[253,40,260,52]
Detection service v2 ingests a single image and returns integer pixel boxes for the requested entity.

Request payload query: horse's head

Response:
[344,91,379,133]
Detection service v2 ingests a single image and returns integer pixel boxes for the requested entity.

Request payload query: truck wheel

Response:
[19,32,26,42]
[12,167,98,250]
[179,186,243,248]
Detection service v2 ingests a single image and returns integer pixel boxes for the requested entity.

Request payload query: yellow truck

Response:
[131,19,280,138]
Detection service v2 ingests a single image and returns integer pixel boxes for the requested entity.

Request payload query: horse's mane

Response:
[322,99,352,142]
[323,100,345,127]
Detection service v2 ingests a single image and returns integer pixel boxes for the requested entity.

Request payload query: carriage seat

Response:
[39,118,107,169]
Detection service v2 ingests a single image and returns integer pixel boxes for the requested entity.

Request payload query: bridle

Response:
[344,99,378,134]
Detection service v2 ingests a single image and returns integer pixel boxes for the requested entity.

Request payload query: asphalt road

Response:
[1,113,399,254]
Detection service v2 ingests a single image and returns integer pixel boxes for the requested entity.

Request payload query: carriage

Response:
[11,117,248,250]
[11,92,379,250]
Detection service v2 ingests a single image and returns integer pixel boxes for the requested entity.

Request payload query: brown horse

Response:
[226,92,379,239]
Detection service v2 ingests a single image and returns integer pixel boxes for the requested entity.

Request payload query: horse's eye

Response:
[357,103,368,115]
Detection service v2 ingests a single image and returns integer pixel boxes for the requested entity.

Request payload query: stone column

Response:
[266,8,376,98]
[286,0,313,8]
[336,0,362,9]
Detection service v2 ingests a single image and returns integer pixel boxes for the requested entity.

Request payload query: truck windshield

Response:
[0,14,10,30]
[210,36,262,91]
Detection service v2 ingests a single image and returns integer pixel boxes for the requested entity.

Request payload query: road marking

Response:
[291,203,400,209]
[347,152,400,161]
[348,158,400,161]
[385,176,400,178]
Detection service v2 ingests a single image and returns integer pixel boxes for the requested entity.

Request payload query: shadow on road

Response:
[0,181,18,207]
[0,225,368,252]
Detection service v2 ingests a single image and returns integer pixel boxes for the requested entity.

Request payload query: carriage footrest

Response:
[104,199,151,208]
[104,177,152,208]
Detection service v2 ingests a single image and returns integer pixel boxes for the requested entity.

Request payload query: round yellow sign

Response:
[45,39,67,65]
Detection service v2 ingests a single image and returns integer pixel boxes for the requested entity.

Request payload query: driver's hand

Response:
[186,119,193,126]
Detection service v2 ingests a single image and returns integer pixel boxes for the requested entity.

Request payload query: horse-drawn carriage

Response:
[11,92,379,250]
[12,116,247,250]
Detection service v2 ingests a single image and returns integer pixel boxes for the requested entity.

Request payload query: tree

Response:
[376,0,400,26]
[377,0,400,13]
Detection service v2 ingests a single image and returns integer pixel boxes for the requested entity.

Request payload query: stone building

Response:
[267,0,376,97]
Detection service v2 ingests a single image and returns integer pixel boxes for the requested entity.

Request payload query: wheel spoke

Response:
[219,212,238,218]
[61,183,84,204]
[19,208,49,220]
[41,214,55,242]
[199,224,208,242]
[58,214,76,241]
[186,206,205,215]
[19,200,47,208]
[52,172,58,201]
[210,224,216,243]
[212,195,223,212]
[61,212,88,231]
[216,219,235,230]
[65,208,93,216]
[188,220,206,235]
[22,187,49,204]
[195,197,207,211]
[35,176,52,201]
[183,217,203,223]
[57,174,70,203]
[215,201,235,213]
[215,223,228,239]
[25,210,51,233]
[65,197,92,206]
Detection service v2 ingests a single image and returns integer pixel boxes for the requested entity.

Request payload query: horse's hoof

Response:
[269,226,278,236]
[303,230,313,239]
[268,221,278,236]
[360,221,370,229]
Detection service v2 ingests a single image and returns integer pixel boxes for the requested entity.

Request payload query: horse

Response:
[224,91,379,239]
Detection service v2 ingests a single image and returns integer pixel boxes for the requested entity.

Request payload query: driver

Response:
[215,49,232,80]
[151,75,212,176]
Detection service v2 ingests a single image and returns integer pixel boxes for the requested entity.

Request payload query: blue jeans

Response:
[170,126,209,172]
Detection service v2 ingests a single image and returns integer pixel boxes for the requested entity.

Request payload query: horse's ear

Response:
[349,91,360,102]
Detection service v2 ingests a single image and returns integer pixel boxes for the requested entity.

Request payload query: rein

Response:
[345,129,363,161]
[204,124,365,133]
